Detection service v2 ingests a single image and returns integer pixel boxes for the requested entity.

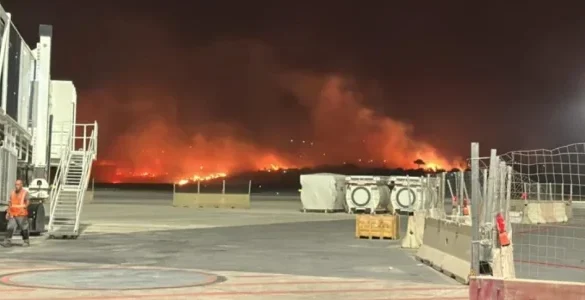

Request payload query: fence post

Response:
[406,175,412,210]
[499,161,506,213]
[222,180,226,194]
[470,142,481,276]
[486,149,498,227]
[426,174,432,209]
[447,177,456,215]
[172,183,176,203]
[441,172,446,214]
[486,149,498,265]
[459,170,465,216]
[537,182,541,201]
[197,180,200,194]
[548,182,553,201]
[248,180,252,195]
[505,166,512,224]
[482,168,488,200]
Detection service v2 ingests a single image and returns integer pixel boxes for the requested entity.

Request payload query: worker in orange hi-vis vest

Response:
[1,180,30,247]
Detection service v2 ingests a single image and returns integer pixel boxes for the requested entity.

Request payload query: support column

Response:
[32,24,52,180]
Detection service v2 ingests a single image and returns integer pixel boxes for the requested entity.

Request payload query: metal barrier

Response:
[172,179,252,209]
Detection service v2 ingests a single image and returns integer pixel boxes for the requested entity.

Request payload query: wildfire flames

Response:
[80,40,461,184]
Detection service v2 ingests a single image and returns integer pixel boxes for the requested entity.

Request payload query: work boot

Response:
[0,240,12,248]
[22,240,30,247]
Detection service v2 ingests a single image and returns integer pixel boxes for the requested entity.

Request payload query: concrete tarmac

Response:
[0,190,467,300]
[511,206,585,282]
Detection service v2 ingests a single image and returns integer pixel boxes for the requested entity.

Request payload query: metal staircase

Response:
[48,122,98,238]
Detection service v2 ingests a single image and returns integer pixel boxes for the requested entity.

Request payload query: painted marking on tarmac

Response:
[220,279,375,286]
[0,287,37,292]
[0,285,468,300]
[82,223,215,234]
[360,296,469,300]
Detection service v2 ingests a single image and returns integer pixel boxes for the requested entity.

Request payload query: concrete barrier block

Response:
[428,208,446,219]
[470,276,585,300]
[552,202,568,222]
[509,200,526,212]
[416,218,472,284]
[512,200,571,224]
[566,202,573,219]
[491,245,516,279]
[521,203,545,224]
[509,211,522,223]
[540,202,556,223]
[446,215,471,225]
[173,193,251,209]
[401,211,426,249]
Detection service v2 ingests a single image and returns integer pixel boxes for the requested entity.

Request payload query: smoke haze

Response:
[79,29,458,181]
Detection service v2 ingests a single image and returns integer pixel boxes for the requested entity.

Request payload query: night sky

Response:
[4,1,585,180]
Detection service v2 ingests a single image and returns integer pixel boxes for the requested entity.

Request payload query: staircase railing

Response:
[48,132,73,230]
[74,121,98,232]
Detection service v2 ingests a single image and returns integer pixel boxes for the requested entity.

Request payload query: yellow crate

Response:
[355,214,400,240]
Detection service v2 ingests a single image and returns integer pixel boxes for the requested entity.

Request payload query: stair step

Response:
[62,187,80,191]
[54,208,76,211]
[52,218,76,222]
[49,148,92,237]
[52,218,76,221]
[50,226,76,230]
[49,226,77,235]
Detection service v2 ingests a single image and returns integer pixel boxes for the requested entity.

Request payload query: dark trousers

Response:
[5,216,29,241]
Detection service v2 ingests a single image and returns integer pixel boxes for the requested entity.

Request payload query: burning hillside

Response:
[79,39,460,184]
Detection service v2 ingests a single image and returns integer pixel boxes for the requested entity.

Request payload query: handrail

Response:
[74,124,97,232]
[48,132,73,229]
[48,121,98,234]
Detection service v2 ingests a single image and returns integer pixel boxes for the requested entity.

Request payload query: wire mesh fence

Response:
[467,143,585,283]
[498,143,585,283]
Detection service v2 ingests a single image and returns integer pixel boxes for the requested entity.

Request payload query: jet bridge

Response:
[0,3,98,237]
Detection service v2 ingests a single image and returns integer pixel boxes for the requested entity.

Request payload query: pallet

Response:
[355,214,400,240]
[356,235,396,240]
[348,207,390,215]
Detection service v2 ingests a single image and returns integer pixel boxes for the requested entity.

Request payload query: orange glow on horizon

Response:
[89,75,464,184]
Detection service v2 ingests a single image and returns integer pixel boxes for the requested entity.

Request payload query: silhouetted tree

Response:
[414,159,426,169]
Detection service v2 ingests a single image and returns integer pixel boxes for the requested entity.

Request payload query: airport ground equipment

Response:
[389,176,439,213]
[0,3,98,238]
[345,176,391,214]
[300,173,346,212]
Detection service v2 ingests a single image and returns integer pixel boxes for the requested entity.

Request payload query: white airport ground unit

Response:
[299,173,346,212]
[0,2,98,238]
[345,175,391,214]
[389,175,439,213]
